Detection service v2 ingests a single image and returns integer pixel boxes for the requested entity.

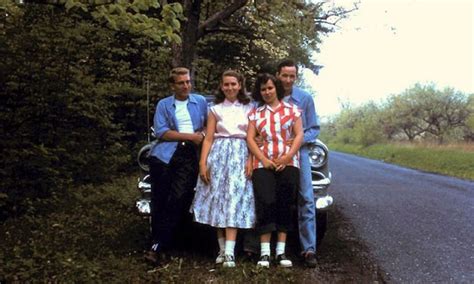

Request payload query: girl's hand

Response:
[274,154,291,167]
[245,158,253,179]
[275,164,286,172]
[199,163,211,185]
[254,135,264,147]
[262,158,277,170]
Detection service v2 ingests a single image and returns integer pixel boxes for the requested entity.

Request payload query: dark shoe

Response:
[276,254,292,268]
[257,255,270,268]
[242,251,258,263]
[303,251,317,268]
[144,250,159,265]
[144,250,167,266]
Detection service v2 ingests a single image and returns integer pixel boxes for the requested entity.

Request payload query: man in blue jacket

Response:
[277,59,320,267]
[145,67,208,265]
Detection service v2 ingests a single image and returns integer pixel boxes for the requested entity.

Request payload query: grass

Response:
[0,175,386,282]
[328,142,474,180]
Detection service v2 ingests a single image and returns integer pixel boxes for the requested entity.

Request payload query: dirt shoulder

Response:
[0,177,388,282]
[306,206,389,283]
[141,206,389,283]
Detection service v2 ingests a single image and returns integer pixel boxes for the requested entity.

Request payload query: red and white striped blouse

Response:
[248,101,302,169]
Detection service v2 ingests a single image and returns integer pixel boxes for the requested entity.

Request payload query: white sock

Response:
[276,242,286,256]
[225,240,236,256]
[218,237,225,253]
[260,242,271,257]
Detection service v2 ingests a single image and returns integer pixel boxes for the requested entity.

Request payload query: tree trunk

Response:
[172,0,201,69]
[171,0,248,74]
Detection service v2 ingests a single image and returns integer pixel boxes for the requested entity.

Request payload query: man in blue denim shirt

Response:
[277,59,320,267]
[145,67,208,265]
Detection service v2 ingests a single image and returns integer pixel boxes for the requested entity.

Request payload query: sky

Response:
[305,0,474,118]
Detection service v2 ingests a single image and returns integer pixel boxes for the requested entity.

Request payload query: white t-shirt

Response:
[174,99,194,133]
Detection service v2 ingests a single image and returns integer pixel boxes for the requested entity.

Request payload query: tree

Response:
[173,0,357,71]
[383,91,428,141]
[395,84,471,143]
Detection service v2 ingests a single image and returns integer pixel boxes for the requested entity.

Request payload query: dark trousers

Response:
[149,142,198,250]
[252,166,299,235]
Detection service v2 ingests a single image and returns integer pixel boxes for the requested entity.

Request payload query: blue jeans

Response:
[298,145,316,253]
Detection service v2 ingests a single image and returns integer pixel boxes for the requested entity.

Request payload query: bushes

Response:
[0,5,167,219]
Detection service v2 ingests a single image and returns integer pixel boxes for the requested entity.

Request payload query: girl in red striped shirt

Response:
[247,73,304,268]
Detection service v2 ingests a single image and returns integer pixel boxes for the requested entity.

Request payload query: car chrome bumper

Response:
[312,171,333,210]
[136,199,151,215]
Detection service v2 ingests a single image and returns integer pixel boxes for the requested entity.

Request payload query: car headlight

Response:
[137,143,153,172]
[308,142,328,168]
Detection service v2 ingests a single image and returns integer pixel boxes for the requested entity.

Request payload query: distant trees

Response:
[324,84,473,146]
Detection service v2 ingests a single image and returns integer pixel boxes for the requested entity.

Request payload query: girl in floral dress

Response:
[191,70,255,268]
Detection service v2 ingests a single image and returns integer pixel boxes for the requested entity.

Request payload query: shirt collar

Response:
[223,98,241,106]
[172,93,198,105]
[289,87,303,103]
[258,101,291,113]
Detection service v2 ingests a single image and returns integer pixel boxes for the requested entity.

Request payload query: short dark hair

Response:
[277,59,299,74]
[215,70,250,105]
[168,67,190,83]
[251,73,285,106]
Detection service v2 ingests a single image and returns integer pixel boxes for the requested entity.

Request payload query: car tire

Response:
[316,210,328,247]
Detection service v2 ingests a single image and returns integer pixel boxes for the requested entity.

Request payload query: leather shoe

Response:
[303,251,317,268]
[242,251,258,263]
[144,250,166,266]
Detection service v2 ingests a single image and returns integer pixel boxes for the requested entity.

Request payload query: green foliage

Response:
[0,177,151,281]
[323,103,385,146]
[325,83,472,145]
[461,93,474,141]
[384,84,471,142]
[0,3,172,218]
[193,0,346,93]
[61,0,184,43]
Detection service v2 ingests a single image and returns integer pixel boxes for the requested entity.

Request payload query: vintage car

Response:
[135,136,333,244]
[136,93,333,244]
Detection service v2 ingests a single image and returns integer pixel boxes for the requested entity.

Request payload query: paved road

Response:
[329,151,474,283]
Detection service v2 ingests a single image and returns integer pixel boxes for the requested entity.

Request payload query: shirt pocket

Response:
[280,114,293,130]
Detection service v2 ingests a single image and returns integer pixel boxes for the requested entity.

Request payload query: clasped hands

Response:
[261,155,291,172]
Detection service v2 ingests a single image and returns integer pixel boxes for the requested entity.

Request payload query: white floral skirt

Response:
[191,137,255,228]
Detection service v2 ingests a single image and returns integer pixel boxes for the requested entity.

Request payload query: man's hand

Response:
[190,132,205,145]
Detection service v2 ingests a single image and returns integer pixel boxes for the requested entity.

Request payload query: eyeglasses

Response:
[174,80,191,86]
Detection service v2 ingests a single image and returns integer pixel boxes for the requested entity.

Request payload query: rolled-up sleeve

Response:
[154,100,172,139]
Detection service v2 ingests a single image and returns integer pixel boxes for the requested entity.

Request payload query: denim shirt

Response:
[288,87,320,144]
[150,93,208,164]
